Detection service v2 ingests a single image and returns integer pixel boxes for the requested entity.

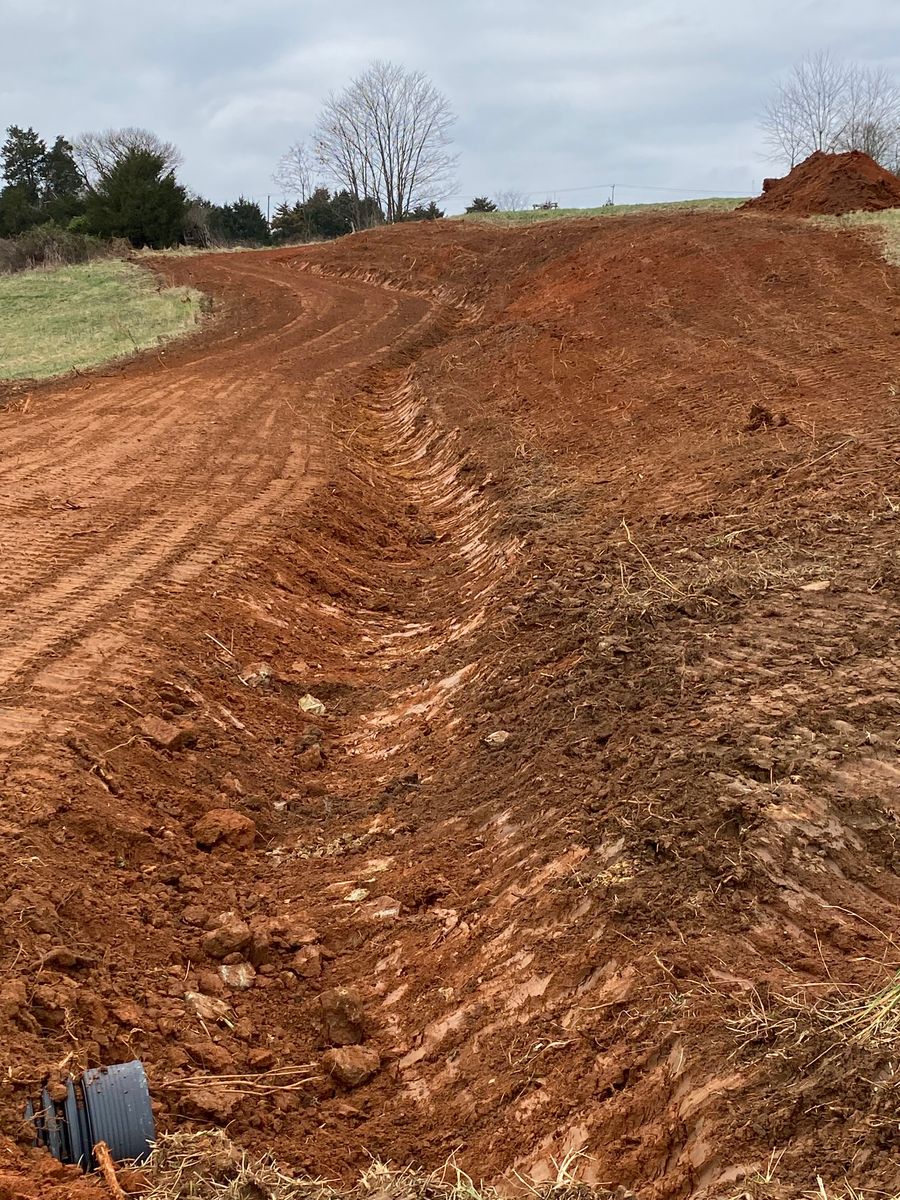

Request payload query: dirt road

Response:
[1,215,899,1200]
[0,256,432,752]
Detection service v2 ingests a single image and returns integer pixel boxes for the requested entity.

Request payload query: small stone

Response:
[185,992,232,1024]
[140,715,197,752]
[182,1087,237,1121]
[196,970,226,997]
[110,999,142,1027]
[193,809,257,851]
[483,730,512,749]
[202,913,252,959]
[263,915,320,952]
[181,905,211,928]
[322,1046,380,1088]
[345,888,369,903]
[294,745,324,771]
[222,774,244,796]
[359,896,401,921]
[292,946,321,978]
[247,1048,275,1071]
[239,662,272,688]
[219,962,256,991]
[42,946,92,971]
[801,580,831,592]
[185,1041,236,1072]
[319,986,366,1046]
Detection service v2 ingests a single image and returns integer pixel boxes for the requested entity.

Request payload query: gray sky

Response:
[2,0,900,212]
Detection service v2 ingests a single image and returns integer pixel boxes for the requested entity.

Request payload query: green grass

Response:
[458,197,748,223]
[0,258,204,381]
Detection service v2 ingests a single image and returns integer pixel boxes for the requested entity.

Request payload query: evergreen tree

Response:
[220,196,270,244]
[84,149,187,247]
[42,137,82,200]
[271,189,382,243]
[0,184,39,237]
[41,136,85,224]
[1,125,47,204]
[405,201,445,221]
[465,196,497,213]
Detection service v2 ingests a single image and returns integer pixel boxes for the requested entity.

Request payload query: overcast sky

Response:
[2,0,900,212]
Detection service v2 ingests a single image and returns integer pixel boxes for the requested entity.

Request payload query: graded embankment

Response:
[1,211,899,1199]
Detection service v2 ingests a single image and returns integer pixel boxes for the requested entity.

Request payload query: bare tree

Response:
[763,52,900,170]
[494,189,528,212]
[74,127,182,188]
[842,65,900,170]
[312,60,456,224]
[274,140,315,201]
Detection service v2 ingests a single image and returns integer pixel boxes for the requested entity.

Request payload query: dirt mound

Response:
[741,149,900,215]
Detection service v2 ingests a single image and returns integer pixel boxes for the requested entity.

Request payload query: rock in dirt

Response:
[193,808,257,851]
[139,714,198,751]
[483,730,512,749]
[292,946,322,978]
[319,986,366,1046]
[252,915,319,958]
[322,1045,380,1088]
[185,1040,236,1072]
[182,1087,238,1121]
[219,962,256,991]
[40,945,93,972]
[239,661,272,688]
[247,1047,275,1071]
[202,913,252,959]
[185,991,232,1024]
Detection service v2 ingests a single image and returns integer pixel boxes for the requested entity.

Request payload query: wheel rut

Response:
[0,255,438,751]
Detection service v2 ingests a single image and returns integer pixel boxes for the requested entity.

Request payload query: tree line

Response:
[1,60,456,253]
[3,51,898,259]
[0,124,275,249]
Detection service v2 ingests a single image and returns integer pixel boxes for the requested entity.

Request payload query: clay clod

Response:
[201,913,252,960]
[319,986,366,1046]
[193,809,257,851]
[322,1045,380,1088]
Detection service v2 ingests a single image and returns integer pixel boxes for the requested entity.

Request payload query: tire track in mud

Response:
[0,256,438,750]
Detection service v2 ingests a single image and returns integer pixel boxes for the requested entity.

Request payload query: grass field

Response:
[0,259,203,381]
[459,197,748,222]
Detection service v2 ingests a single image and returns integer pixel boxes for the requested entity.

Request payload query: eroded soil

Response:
[1,212,899,1198]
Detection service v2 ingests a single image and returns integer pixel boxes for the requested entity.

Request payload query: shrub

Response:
[0,222,124,274]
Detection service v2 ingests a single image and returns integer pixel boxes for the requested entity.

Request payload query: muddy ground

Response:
[0,211,899,1199]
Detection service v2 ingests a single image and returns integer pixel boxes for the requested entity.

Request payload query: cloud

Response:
[1,0,899,208]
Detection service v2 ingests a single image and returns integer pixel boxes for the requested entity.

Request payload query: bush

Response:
[0,222,124,274]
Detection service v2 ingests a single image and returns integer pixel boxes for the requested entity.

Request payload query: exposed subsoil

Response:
[1,211,899,1200]
[741,148,900,215]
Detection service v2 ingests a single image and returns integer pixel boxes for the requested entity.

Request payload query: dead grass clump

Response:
[143,1132,331,1200]
[818,970,900,1050]
[142,1135,619,1200]
[727,970,900,1059]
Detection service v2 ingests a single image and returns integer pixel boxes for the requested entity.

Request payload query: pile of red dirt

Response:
[741,149,900,215]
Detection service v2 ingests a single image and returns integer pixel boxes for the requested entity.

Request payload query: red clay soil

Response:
[741,148,900,215]
[1,210,900,1200]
